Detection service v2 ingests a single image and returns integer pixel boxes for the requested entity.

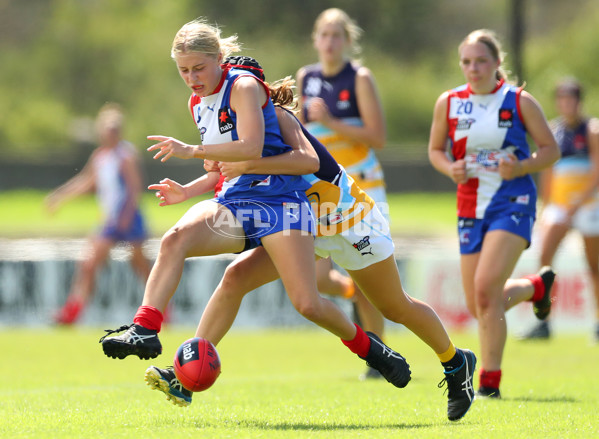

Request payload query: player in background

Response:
[428,29,561,398]
[144,56,477,422]
[99,19,411,390]
[45,103,152,325]
[521,78,599,341]
[296,8,387,378]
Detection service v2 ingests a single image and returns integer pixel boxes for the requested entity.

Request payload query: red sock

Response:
[523,274,545,301]
[55,296,85,324]
[479,369,502,389]
[341,324,371,358]
[133,305,163,332]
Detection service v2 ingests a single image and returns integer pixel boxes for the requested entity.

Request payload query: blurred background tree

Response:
[0,0,597,163]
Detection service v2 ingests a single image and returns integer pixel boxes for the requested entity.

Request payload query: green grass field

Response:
[0,189,457,238]
[3,189,597,438]
[1,328,597,438]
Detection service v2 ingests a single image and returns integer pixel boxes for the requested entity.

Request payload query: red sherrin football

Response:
[173,337,221,392]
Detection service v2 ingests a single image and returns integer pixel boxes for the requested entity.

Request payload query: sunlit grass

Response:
[0,328,597,438]
[0,189,456,239]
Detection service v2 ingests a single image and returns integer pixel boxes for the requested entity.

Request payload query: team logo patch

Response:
[218,106,235,134]
[352,236,373,255]
[304,77,323,96]
[249,175,271,188]
[510,194,530,205]
[498,108,513,128]
[574,134,586,150]
[456,118,475,130]
[459,230,471,244]
[326,212,344,225]
[458,218,475,228]
[337,89,351,110]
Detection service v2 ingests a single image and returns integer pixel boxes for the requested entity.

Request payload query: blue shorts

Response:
[457,212,534,254]
[214,191,314,251]
[100,210,147,243]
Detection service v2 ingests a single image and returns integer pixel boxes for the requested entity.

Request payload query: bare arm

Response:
[147,76,267,163]
[148,172,221,207]
[427,92,468,184]
[219,108,320,181]
[305,67,386,149]
[499,91,561,179]
[44,153,97,213]
[295,68,307,125]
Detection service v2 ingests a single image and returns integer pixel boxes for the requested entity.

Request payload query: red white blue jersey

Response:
[446,80,537,219]
[189,67,309,200]
[93,141,139,223]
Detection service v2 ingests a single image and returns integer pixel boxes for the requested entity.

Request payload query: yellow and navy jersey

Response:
[300,61,385,191]
[292,110,374,237]
[548,117,596,207]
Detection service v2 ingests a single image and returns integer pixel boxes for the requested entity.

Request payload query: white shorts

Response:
[363,186,390,223]
[541,202,599,236]
[314,204,394,271]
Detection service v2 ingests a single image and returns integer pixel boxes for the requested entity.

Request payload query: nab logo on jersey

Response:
[218,106,235,134]
[498,108,513,128]
[336,89,351,110]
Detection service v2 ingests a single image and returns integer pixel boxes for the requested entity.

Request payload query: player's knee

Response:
[465,300,477,318]
[160,226,189,253]
[473,287,495,312]
[79,257,98,277]
[290,296,321,321]
[220,262,251,297]
[368,300,399,322]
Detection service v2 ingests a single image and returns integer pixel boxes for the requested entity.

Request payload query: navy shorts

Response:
[100,210,147,243]
[457,211,534,254]
[214,191,314,251]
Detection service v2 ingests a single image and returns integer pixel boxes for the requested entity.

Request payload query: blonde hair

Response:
[312,8,363,57]
[459,29,510,82]
[96,102,124,132]
[171,18,241,60]
[268,76,297,111]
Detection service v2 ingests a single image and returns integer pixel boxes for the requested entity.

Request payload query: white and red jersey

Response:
[93,140,138,223]
[446,80,537,219]
[188,67,309,200]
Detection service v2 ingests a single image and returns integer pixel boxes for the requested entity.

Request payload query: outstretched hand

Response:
[148,178,187,206]
[147,135,200,162]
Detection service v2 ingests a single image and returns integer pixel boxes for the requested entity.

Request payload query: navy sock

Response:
[442,350,464,372]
